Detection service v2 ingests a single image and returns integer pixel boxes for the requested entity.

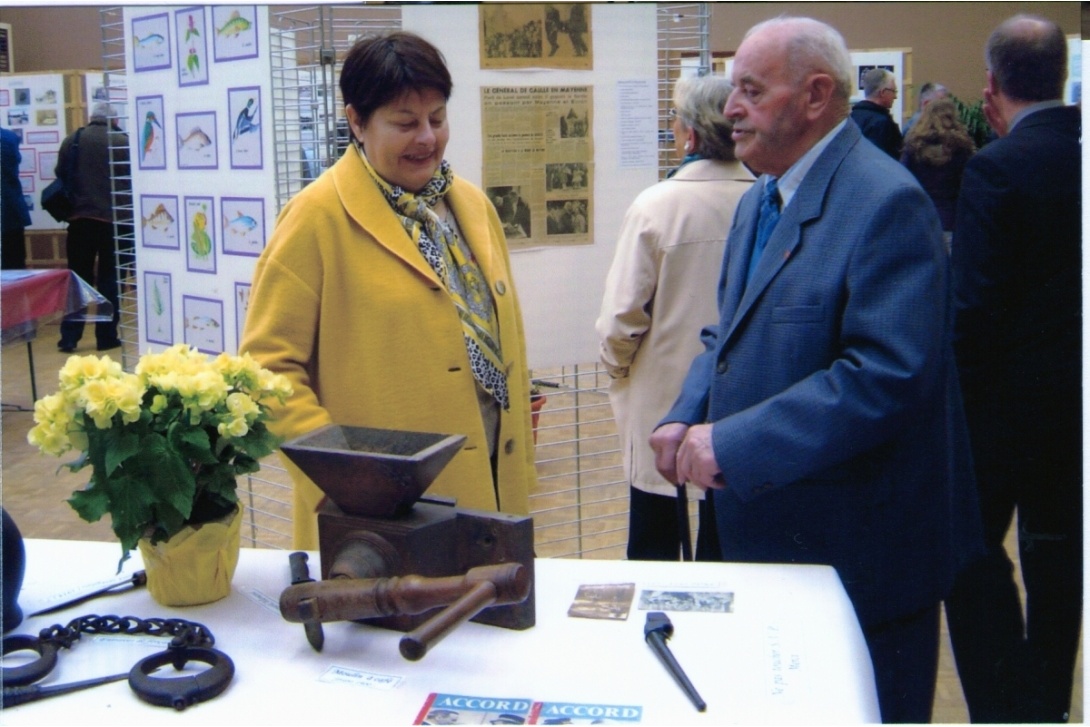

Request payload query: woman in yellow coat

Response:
[240,32,536,549]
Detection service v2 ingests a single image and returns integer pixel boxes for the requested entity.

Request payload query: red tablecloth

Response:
[1,269,112,346]
[1,269,71,330]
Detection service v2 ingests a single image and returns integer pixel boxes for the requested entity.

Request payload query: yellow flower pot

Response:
[137,505,243,607]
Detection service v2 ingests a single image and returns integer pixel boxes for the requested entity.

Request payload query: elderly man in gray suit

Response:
[650,16,983,723]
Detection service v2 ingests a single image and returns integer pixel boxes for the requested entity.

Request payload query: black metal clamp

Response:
[1,614,234,710]
[129,644,235,710]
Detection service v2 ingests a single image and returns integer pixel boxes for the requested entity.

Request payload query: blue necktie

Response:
[746,177,781,286]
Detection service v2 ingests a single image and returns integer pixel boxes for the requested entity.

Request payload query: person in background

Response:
[945,14,1081,723]
[55,102,129,353]
[1,126,31,269]
[649,17,982,722]
[902,81,949,138]
[240,32,537,549]
[900,98,975,250]
[850,67,902,158]
[596,74,752,561]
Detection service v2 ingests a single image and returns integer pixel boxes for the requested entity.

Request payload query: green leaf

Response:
[100,473,159,555]
[105,430,142,477]
[68,486,110,523]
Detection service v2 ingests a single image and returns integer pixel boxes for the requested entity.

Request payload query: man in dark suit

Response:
[944,15,1081,723]
[650,16,982,723]
[850,68,902,158]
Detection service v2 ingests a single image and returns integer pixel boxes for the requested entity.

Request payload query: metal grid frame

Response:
[102,3,708,559]
[100,7,137,372]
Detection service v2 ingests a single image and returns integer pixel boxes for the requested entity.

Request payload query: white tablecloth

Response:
[4,539,880,725]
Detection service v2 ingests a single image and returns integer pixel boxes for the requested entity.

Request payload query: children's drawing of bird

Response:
[232,98,258,140]
[140,111,162,162]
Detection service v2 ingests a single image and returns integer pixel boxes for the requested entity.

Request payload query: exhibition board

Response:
[4,538,880,725]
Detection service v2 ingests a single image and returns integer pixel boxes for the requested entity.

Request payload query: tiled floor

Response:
[1,321,1081,722]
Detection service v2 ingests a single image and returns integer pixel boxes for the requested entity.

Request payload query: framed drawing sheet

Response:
[176,6,210,87]
[221,196,264,256]
[182,295,224,354]
[144,271,173,345]
[184,196,216,274]
[132,12,171,73]
[227,86,261,169]
[212,6,259,63]
[176,110,216,169]
[135,95,166,170]
[140,194,179,249]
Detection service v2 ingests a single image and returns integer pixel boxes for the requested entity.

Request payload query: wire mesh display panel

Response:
[100,7,137,372]
[268,4,402,212]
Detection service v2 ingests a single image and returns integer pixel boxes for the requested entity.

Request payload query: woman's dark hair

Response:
[339,32,452,124]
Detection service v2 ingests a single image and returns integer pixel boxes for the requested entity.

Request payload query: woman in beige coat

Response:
[241,33,536,549]
[596,75,752,560]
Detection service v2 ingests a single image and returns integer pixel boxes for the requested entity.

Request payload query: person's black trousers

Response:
[946,374,1081,723]
[626,486,719,562]
[58,218,121,349]
[945,381,1082,723]
[2,228,26,269]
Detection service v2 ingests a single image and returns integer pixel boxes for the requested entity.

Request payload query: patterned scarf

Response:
[357,145,509,410]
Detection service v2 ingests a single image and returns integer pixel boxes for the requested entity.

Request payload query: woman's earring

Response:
[683,141,692,153]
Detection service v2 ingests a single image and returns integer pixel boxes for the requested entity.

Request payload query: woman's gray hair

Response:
[673,75,737,161]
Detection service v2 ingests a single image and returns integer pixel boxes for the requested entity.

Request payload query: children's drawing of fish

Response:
[223,211,257,236]
[217,10,251,38]
[143,203,174,230]
[179,127,212,150]
[185,316,220,331]
[133,33,165,49]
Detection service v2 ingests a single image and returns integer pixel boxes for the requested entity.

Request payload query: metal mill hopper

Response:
[278,425,466,519]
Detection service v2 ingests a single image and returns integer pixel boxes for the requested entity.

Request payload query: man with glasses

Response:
[851,67,902,158]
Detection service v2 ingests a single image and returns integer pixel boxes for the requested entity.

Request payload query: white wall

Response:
[404,4,659,369]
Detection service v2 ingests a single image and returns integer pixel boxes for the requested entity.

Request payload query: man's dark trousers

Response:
[58,218,121,349]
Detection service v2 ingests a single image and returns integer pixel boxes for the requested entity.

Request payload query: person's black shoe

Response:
[57,341,76,353]
[96,340,123,352]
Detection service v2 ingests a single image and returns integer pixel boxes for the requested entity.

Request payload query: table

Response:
[4,540,880,725]
[0,269,113,402]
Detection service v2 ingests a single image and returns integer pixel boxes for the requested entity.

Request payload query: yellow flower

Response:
[217,417,249,438]
[81,376,144,430]
[58,353,122,393]
[178,369,229,412]
[256,368,293,400]
[27,392,78,455]
[226,391,260,421]
[27,420,71,457]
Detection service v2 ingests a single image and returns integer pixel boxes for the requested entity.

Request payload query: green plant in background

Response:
[951,94,993,149]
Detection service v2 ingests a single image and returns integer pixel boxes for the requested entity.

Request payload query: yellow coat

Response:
[240,151,537,549]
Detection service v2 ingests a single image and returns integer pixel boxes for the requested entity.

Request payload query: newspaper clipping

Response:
[479,3,592,70]
[482,85,593,249]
